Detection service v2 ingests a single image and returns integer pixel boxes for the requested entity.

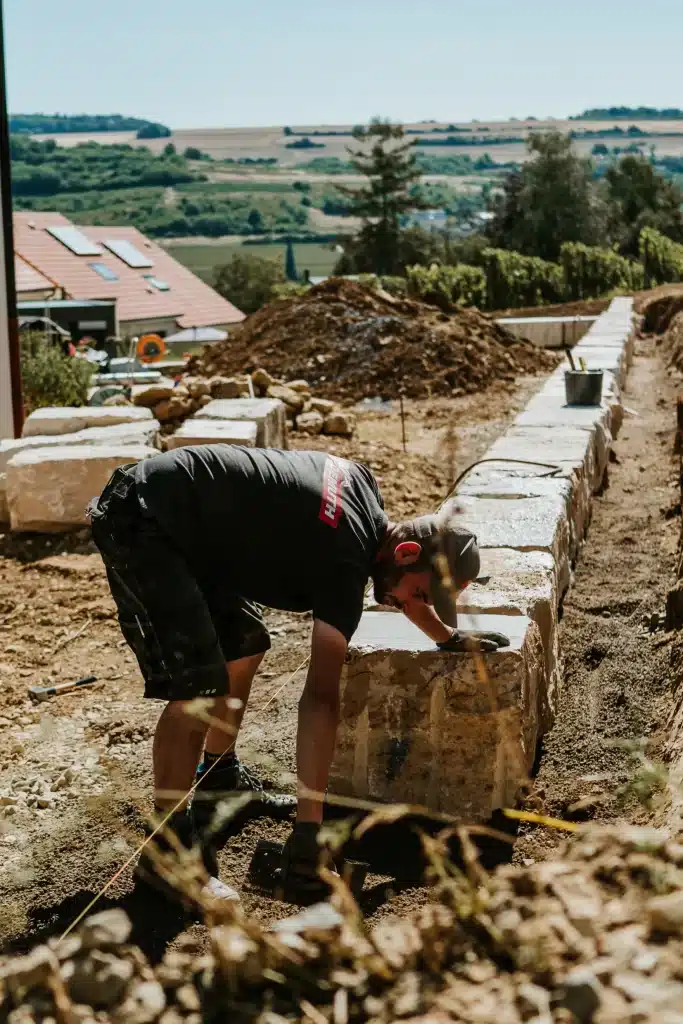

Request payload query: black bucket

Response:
[564,369,603,406]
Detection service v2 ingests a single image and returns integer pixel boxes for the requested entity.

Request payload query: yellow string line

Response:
[503,808,580,833]
[59,655,310,941]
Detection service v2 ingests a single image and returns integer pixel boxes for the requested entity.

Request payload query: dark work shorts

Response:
[88,465,271,701]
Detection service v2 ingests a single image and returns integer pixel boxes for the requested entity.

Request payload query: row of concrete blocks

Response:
[0,398,286,532]
[329,296,636,821]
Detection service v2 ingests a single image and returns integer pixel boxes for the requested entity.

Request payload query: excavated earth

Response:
[2,336,683,1023]
[186,278,559,401]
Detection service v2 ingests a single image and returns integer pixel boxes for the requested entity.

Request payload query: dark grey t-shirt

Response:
[134,446,387,640]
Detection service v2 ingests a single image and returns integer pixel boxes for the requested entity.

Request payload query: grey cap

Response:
[411,504,480,627]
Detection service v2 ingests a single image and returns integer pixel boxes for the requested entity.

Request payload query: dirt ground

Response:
[1,334,682,975]
[0,376,541,956]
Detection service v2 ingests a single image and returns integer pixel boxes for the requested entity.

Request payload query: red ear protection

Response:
[394,541,422,566]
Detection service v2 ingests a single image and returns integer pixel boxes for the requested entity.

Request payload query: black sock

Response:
[199,750,237,772]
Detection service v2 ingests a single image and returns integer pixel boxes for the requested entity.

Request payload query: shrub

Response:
[561,241,644,300]
[639,227,683,287]
[20,334,93,413]
[482,247,564,309]
[406,263,487,309]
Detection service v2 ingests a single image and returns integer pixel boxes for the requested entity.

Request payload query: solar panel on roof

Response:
[47,226,102,257]
[103,239,154,268]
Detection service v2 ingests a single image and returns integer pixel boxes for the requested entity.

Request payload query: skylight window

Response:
[47,226,102,256]
[143,274,170,291]
[104,239,154,268]
[89,262,119,282]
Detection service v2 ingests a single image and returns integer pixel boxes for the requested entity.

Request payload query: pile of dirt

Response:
[3,823,683,1023]
[661,311,683,373]
[641,291,683,335]
[186,278,559,402]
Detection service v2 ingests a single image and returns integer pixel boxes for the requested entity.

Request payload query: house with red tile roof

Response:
[13,212,244,338]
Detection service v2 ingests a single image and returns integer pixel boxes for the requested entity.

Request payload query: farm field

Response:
[165,238,340,282]
[33,117,683,167]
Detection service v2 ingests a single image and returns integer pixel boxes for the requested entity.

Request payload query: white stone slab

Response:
[458,548,560,726]
[7,444,157,532]
[569,345,629,388]
[166,419,258,449]
[193,398,286,448]
[0,421,160,473]
[453,487,571,596]
[331,611,546,819]
[536,369,623,436]
[22,405,154,438]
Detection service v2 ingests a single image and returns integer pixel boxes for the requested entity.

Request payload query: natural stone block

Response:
[130,382,177,407]
[458,548,560,726]
[166,419,257,449]
[454,484,571,596]
[323,411,356,437]
[194,398,286,448]
[22,405,154,438]
[330,612,546,819]
[458,461,586,562]
[480,421,610,496]
[0,421,160,474]
[6,444,157,532]
[295,411,324,435]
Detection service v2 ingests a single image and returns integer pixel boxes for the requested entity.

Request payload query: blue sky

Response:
[5,0,683,128]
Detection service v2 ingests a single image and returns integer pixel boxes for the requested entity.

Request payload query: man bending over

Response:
[89,446,508,900]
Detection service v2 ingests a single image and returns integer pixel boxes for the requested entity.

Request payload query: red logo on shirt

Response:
[319,456,347,528]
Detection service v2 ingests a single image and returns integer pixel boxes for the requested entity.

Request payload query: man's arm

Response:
[400,599,453,643]
[296,618,348,823]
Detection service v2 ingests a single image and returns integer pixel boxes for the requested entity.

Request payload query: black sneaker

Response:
[279,822,338,903]
[134,808,239,905]
[192,756,296,836]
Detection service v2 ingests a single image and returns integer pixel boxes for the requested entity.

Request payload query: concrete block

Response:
[0,421,160,474]
[454,485,571,596]
[166,419,258,449]
[458,548,561,724]
[193,398,286,448]
[331,611,546,819]
[6,444,157,532]
[22,405,154,438]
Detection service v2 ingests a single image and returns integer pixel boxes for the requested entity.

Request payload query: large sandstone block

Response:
[454,484,571,596]
[193,398,286,448]
[166,419,258,449]
[536,369,623,437]
[330,612,546,819]
[6,444,157,532]
[480,421,610,496]
[569,344,629,388]
[22,405,154,438]
[458,548,560,725]
[0,421,160,473]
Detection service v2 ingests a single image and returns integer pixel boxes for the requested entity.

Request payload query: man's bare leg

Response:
[153,700,211,810]
[203,652,265,756]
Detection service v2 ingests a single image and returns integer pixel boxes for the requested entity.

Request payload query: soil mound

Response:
[662,309,683,372]
[187,278,558,401]
[641,290,683,334]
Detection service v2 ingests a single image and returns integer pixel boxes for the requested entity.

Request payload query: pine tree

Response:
[338,118,424,275]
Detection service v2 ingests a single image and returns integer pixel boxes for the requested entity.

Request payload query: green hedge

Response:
[639,227,683,287]
[405,263,487,309]
[561,241,644,300]
[481,248,565,310]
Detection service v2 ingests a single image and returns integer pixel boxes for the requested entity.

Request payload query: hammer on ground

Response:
[29,675,98,702]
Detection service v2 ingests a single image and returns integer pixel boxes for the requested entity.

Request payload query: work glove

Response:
[280,822,337,898]
[437,629,510,653]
